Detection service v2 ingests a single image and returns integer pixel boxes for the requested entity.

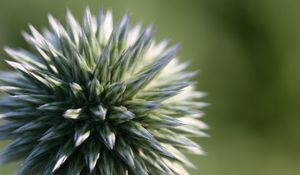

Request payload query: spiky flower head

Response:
[0,8,208,175]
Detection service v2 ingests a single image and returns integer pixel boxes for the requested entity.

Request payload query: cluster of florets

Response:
[0,8,207,175]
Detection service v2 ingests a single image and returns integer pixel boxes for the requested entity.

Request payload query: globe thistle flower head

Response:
[0,8,208,175]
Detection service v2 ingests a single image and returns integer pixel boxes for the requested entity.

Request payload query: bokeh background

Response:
[0,0,300,174]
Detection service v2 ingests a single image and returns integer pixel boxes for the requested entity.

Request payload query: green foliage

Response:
[0,8,207,175]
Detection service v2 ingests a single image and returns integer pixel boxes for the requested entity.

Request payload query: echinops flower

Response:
[0,8,208,175]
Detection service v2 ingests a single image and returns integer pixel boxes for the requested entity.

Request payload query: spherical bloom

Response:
[0,8,208,175]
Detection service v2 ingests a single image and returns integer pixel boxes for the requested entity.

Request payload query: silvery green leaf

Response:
[38,102,67,111]
[172,125,209,138]
[49,139,75,173]
[141,153,175,175]
[93,29,113,83]
[25,140,60,161]
[102,82,126,104]
[83,7,97,37]
[0,86,31,95]
[114,13,130,52]
[4,47,46,70]
[127,25,155,71]
[137,82,192,101]
[121,122,153,141]
[12,94,49,104]
[66,9,82,46]
[133,157,149,175]
[115,138,135,169]
[109,106,135,121]
[88,78,104,101]
[67,156,85,175]
[0,111,37,120]
[39,123,71,141]
[83,140,100,172]
[125,99,160,114]
[145,141,173,159]
[74,123,91,147]
[63,108,82,119]
[69,83,87,102]
[123,44,178,99]
[110,49,131,82]
[142,114,183,128]
[152,129,199,148]
[48,15,69,39]
[98,150,114,175]
[0,72,32,89]
[99,124,116,150]
[162,144,195,168]
[13,120,48,133]
[16,152,50,175]
[0,122,21,140]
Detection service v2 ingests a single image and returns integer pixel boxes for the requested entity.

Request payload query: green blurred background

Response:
[0,0,300,174]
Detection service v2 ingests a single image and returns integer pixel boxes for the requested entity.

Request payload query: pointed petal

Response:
[99,124,116,150]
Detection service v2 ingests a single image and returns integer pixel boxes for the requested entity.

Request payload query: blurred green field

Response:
[0,0,300,174]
